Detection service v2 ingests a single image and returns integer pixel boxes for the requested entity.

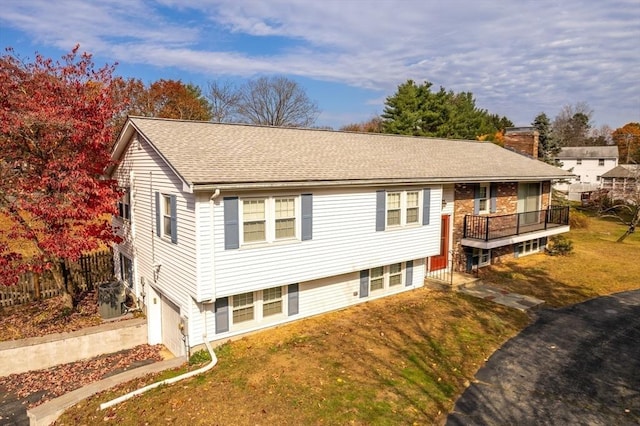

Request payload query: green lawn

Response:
[57,216,640,425]
[479,213,640,307]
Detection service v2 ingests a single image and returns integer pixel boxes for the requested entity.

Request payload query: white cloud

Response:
[1,0,638,128]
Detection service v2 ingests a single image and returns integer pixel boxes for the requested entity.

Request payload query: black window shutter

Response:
[375,190,385,231]
[360,270,369,298]
[223,197,239,249]
[405,260,413,287]
[301,194,312,241]
[170,195,178,244]
[215,298,229,334]
[422,188,431,225]
[288,283,299,316]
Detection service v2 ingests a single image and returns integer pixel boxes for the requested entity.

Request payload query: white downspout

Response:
[100,301,218,410]
[100,189,222,411]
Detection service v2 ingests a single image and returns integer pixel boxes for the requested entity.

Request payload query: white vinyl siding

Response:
[202,259,426,344]
[212,187,441,298]
[112,132,198,334]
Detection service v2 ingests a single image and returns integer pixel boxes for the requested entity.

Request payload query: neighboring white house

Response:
[553,146,619,200]
[109,117,572,356]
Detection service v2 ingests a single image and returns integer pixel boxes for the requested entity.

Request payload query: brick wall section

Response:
[452,181,552,271]
[504,129,539,159]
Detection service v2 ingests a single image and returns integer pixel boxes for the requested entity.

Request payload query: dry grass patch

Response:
[56,288,529,425]
[479,215,640,307]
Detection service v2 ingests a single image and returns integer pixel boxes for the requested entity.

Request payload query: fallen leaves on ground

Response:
[0,344,164,408]
[0,291,104,342]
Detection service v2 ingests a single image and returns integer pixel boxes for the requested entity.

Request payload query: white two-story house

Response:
[554,146,619,200]
[110,117,572,356]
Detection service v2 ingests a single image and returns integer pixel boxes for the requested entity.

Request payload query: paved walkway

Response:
[447,289,640,425]
[458,283,545,311]
[0,356,185,426]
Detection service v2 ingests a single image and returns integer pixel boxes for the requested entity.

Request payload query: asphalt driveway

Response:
[447,289,640,425]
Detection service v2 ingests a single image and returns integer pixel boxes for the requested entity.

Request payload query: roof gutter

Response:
[190,175,575,192]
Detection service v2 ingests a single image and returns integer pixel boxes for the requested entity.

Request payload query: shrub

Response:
[569,210,590,229]
[547,235,574,256]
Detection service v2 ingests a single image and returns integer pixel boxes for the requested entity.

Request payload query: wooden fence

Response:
[0,250,115,308]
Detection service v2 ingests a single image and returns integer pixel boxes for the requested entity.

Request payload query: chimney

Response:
[503,127,539,159]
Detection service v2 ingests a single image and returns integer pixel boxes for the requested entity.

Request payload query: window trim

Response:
[239,196,300,246]
[369,263,405,293]
[228,286,288,329]
[477,183,490,215]
[119,253,133,287]
[117,187,131,221]
[385,190,422,228]
[473,248,491,267]
[156,192,177,243]
[516,238,543,257]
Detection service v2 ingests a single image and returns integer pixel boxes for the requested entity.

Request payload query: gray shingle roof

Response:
[122,117,573,188]
[601,164,640,178]
[555,146,619,159]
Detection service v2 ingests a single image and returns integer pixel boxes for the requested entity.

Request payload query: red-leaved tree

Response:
[0,46,123,307]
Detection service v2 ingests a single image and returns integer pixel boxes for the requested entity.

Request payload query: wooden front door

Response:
[430,215,450,271]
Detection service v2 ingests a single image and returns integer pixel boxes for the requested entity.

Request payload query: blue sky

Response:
[1,0,639,130]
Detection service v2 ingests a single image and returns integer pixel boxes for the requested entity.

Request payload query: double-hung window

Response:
[370,266,385,291]
[232,292,255,323]
[243,199,266,243]
[389,263,403,286]
[156,192,177,243]
[386,191,421,227]
[370,263,404,292]
[406,191,420,224]
[275,197,296,239]
[241,196,298,244]
[118,188,131,221]
[162,195,172,237]
[477,184,489,214]
[263,287,283,317]
[386,192,401,226]
[230,286,286,327]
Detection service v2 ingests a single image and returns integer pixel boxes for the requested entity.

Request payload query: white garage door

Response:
[161,295,184,357]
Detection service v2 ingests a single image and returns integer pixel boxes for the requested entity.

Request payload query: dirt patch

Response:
[56,287,529,425]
